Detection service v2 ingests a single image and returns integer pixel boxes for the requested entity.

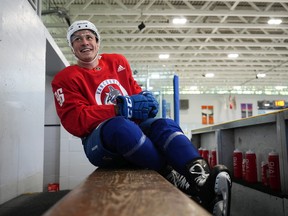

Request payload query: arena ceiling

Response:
[40,0,288,95]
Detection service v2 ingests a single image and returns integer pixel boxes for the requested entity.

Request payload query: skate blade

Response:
[214,172,231,216]
[213,200,223,216]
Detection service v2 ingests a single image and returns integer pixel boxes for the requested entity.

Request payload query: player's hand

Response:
[140,91,159,118]
[116,94,150,120]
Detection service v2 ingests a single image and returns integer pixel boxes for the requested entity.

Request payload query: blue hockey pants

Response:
[82,116,200,175]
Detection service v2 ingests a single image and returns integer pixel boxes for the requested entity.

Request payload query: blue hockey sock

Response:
[147,118,200,175]
[101,117,166,171]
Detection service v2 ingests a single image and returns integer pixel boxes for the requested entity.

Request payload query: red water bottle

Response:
[198,147,203,157]
[242,158,246,180]
[210,149,217,168]
[261,161,269,186]
[268,151,281,191]
[202,149,209,161]
[233,149,243,179]
[245,150,257,183]
[48,183,60,192]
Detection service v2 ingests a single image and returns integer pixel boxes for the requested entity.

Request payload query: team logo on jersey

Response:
[117,65,125,72]
[105,86,121,104]
[95,79,128,105]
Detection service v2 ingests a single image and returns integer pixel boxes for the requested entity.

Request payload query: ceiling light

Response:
[189,86,198,90]
[159,54,170,59]
[268,18,282,25]
[227,53,239,58]
[256,73,266,78]
[172,18,187,24]
[233,86,242,90]
[148,86,154,90]
[150,74,160,79]
[203,73,215,78]
[275,86,287,90]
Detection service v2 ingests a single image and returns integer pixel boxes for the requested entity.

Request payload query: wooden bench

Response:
[43,169,211,216]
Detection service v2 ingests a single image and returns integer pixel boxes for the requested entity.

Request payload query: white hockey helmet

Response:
[67,20,100,48]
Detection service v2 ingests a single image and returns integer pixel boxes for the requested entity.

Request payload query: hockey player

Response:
[52,20,232,215]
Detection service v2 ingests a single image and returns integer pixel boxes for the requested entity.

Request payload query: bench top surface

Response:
[43,169,211,216]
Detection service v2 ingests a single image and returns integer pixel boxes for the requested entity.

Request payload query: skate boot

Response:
[165,168,192,196]
[186,158,232,216]
[164,167,207,204]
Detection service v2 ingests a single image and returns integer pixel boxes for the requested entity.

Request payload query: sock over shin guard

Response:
[101,117,166,170]
[147,118,200,175]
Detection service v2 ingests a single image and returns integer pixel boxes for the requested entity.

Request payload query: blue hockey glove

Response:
[116,94,150,120]
[140,91,159,118]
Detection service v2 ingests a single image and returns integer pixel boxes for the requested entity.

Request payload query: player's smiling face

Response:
[71,30,99,62]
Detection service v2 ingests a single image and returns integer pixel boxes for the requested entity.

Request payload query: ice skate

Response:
[186,159,232,216]
[165,169,192,196]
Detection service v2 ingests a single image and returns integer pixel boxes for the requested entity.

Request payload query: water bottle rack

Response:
[191,108,288,215]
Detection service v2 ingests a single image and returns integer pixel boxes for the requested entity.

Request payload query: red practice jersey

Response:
[52,53,142,137]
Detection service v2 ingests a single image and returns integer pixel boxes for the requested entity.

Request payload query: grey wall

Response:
[0,0,46,203]
[0,0,68,204]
